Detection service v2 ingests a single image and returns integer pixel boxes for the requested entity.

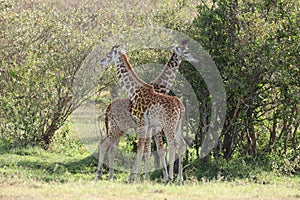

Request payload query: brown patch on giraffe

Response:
[164,70,173,76]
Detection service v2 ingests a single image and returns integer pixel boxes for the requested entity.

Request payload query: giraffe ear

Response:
[165,45,174,51]
[111,45,120,53]
[170,43,178,50]
[112,45,120,49]
[98,57,107,66]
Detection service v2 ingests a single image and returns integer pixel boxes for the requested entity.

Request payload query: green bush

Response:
[186,0,299,164]
[0,0,196,148]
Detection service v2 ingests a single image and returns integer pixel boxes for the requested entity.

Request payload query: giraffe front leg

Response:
[129,137,145,183]
[129,161,136,183]
[144,137,151,181]
[144,126,154,182]
[131,122,148,183]
[135,137,146,183]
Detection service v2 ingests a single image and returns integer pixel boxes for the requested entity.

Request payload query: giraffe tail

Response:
[176,102,185,143]
[104,103,112,136]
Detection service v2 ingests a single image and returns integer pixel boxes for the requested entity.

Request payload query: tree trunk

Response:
[223,132,233,159]
[246,108,257,156]
[268,111,277,152]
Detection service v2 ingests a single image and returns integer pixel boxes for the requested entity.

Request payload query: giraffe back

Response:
[131,87,184,129]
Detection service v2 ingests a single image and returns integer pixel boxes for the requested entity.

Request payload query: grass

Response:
[0,142,299,200]
[0,145,96,183]
[1,177,300,200]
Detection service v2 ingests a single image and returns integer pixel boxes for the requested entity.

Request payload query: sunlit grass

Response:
[1,177,299,200]
[0,145,299,200]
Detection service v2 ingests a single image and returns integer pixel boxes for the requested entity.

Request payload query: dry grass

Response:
[1,177,299,200]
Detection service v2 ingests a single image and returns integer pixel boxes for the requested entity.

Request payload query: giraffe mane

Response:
[120,53,153,89]
[151,51,176,84]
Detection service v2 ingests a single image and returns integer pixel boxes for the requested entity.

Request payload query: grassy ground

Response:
[0,144,299,200]
[1,177,300,200]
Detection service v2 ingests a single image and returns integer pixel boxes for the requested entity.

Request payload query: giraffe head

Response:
[99,45,122,66]
[173,40,199,62]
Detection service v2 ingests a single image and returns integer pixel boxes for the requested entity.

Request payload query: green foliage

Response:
[0,0,145,148]
[185,152,299,184]
[1,0,93,148]
[187,0,299,162]
[49,122,84,153]
[0,0,200,148]
[270,148,300,175]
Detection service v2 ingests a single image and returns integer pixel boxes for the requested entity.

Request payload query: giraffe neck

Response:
[150,52,182,94]
[115,52,153,100]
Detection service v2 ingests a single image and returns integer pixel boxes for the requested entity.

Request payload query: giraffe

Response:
[96,41,197,181]
[96,45,189,183]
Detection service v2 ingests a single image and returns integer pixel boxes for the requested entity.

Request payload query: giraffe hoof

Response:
[164,178,170,185]
[176,177,184,185]
[136,180,141,184]
[94,171,103,182]
[144,175,150,182]
[128,178,134,184]
[95,175,103,181]
[128,173,135,184]
[94,176,101,182]
[176,180,183,186]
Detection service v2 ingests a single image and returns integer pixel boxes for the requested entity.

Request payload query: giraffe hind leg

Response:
[176,136,186,184]
[176,113,186,184]
[164,125,178,182]
[95,138,110,181]
[108,137,120,181]
[95,128,119,181]
[168,143,176,182]
[154,130,169,183]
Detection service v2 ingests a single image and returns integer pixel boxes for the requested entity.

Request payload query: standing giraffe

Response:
[96,41,197,181]
[97,45,189,183]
